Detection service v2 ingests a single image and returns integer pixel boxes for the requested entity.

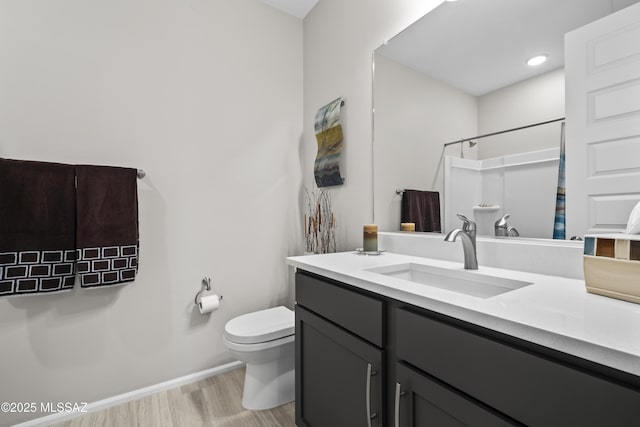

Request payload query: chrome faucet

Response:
[444,214,478,270]
[456,213,476,250]
[495,214,510,236]
[495,214,519,237]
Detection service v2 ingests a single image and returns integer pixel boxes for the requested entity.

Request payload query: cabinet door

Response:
[394,363,519,427]
[295,305,382,427]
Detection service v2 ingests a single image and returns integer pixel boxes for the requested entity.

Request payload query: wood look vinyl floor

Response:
[53,367,295,427]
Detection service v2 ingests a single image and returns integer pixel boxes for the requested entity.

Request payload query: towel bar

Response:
[137,169,146,179]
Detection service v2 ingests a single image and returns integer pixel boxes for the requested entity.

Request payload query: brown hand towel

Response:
[75,165,139,288]
[0,158,77,296]
[401,190,441,232]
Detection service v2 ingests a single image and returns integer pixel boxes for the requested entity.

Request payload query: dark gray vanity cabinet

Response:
[396,308,640,427]
[295,270,640,427]
[295,272,384,427]
[394,362,516,427]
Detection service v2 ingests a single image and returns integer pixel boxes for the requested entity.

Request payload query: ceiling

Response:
[258,0,319,19]
[377,0,640,96]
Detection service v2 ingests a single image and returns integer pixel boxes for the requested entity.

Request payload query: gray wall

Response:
[0,0,302,425]
[373,54,478,231]
[302,0,444,250]
[478,69,565,159]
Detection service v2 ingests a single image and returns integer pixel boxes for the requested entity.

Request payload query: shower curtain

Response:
[553,122,566,239]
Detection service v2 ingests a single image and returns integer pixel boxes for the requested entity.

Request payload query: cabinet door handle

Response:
[366,363,375,427]
[394,382,406,427]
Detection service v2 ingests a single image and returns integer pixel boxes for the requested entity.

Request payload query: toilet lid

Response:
[224,306,294,344]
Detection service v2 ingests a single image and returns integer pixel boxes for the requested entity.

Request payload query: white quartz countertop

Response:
[287,251,640,378]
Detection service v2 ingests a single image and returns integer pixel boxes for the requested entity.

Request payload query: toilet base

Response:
[241,345,295,410]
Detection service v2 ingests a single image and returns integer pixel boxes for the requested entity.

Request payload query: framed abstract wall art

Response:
[314,97,345,187]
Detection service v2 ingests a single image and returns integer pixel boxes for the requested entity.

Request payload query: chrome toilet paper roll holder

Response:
[195,277,223,305]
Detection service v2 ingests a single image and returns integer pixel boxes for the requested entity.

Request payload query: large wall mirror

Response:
[373,0,640,239]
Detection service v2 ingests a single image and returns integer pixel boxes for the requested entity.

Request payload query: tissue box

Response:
[583,234,640,304]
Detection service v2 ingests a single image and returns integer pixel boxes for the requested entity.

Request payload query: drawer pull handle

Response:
[366,363,375,427]
[394,382,404,427]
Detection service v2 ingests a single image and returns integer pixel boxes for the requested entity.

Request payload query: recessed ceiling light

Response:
[527,55,548,66]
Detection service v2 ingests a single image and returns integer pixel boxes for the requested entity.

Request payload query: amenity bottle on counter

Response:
[363,224,378,252]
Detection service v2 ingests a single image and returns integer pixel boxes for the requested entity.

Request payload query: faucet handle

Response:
[495,213,511,228]
[456,213,476,231]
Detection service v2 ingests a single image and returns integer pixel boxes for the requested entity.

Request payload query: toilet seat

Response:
[224,306,294,345]
[223,334,295,353]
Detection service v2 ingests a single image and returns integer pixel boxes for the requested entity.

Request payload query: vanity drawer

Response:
[396,308,640,426]
[295,271,383,347]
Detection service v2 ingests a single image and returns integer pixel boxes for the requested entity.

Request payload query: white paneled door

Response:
[565,2,640,238]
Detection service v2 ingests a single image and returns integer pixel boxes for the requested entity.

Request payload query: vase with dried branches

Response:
[304,186,336,254]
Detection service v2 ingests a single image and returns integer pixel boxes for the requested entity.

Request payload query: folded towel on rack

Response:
[0,158,77,296]
[75,165,139,288]
[401,190,441,232]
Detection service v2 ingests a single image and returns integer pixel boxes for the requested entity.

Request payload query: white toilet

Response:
[223,306,295,410]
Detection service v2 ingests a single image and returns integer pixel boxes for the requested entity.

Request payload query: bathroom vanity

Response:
[288,252,640,427]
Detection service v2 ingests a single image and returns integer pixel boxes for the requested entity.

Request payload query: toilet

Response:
[223,306,295,410]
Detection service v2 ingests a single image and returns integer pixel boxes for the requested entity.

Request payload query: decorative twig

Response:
[304,186,336,254]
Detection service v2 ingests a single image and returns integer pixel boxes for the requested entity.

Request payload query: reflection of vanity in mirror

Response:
[373,0,640,239]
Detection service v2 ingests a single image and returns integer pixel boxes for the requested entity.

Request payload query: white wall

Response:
[0,0,302,425]
[478,68,565,159]
[303,0,445,250]
[373,54,477,231]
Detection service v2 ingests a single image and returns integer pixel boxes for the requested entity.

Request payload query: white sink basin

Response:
[367,263,533,298]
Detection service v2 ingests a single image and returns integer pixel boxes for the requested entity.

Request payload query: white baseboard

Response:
[13,360,244,427]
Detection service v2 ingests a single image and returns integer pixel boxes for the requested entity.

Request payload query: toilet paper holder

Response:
[195,277,223,305]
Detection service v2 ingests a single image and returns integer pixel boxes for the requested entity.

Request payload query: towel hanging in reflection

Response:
[401,190,441,233]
